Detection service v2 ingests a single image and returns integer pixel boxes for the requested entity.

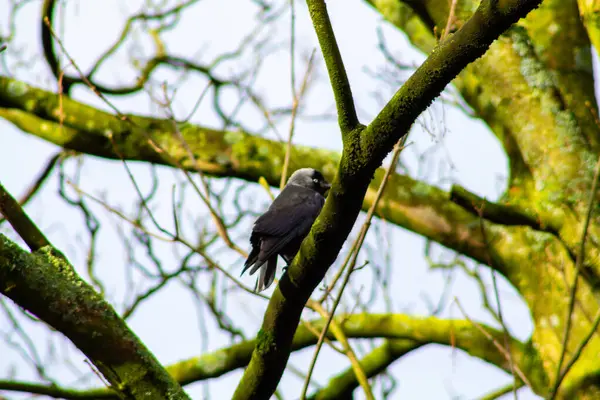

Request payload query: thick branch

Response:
[363,0,544,169]
[0,314,540,398]
[2,76,593,307]
[449,184,547,231]
[370,0,600,281]
[232,2,542,398]
[0,235,189,400]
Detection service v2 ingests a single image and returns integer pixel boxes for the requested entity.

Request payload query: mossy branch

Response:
[232,2,542,398]
[308,339,421,400]
[0,235,190,400]
[0,76,531,276]
[363,0,543,168]
[371,0,600,278]
[0,182,51,251]
[576,0,600,72]
[0,313,540,398]
[3,75,592,334]
[450,184,547,231]
[306,0,360,137]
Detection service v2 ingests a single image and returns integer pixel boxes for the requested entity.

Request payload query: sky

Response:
[0,0,570,398]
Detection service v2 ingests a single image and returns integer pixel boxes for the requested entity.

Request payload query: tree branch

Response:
[578,0,600,58]
[0,235,190,400]
[308,339,421,400]
[231,1,542,397]
[306,0,360,136]
[0,75,552,276]
[0,151,63,227]
[0,182,50,251]
[450,184,547,231]
[0,314,540,398]
[370,0,600,280]
[363,0,543,168]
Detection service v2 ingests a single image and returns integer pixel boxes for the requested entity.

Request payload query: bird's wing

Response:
[251,185,324,262]
[253,185,324,237]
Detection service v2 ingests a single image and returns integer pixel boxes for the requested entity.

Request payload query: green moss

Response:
[197,349,229,375]
[574,46,593,73]
[510,26,557,91]
[410,180,438,198]
[255,329,277,354]
[5,79,29,96]
[224,130,244,145]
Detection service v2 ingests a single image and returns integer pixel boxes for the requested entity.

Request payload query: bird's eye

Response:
[313,178,319,184]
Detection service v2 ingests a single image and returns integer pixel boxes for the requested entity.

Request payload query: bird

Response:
[241,168,331,292]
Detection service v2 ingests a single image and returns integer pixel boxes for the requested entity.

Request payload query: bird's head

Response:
[287,168,331,196]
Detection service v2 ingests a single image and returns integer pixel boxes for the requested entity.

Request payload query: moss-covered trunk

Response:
[367,0,600,397]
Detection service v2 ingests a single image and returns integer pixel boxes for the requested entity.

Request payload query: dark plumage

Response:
[241,168,331,292]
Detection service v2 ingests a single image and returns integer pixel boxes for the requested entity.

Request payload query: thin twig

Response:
[550,155,600,398]
[441,0,459,41]
[281,0,297,189]
[280,51,316,189]
[0,151,64,226]
[454,299,532,388]
[160,85,247,256]
[554,306,600,396]
[307,300,373,399]
[477,381,524,400]
[477,215,518,399]
[300,137,406,399]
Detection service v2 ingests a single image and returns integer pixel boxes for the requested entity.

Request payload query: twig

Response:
[441,0,459,41]
[478,381,524,400]
[280,51,316,189]
[554,306,600,397]
[307,300,373,399]
[290,0,297,102]
[477,213,518,399]
[160,85,247,257]
[300,137,406,400]
[454,299,532,388]
[68,178,264,300]
[282,0,297,189]
[0,151,64,226]
[550,155,600,398]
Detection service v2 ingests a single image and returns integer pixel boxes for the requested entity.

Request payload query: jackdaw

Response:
[241,168,331,292]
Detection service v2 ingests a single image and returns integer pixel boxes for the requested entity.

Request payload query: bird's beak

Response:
[321,182,331,192]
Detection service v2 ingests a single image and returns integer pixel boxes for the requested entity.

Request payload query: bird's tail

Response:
[255,257,277,292]
[241,246,260,277]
